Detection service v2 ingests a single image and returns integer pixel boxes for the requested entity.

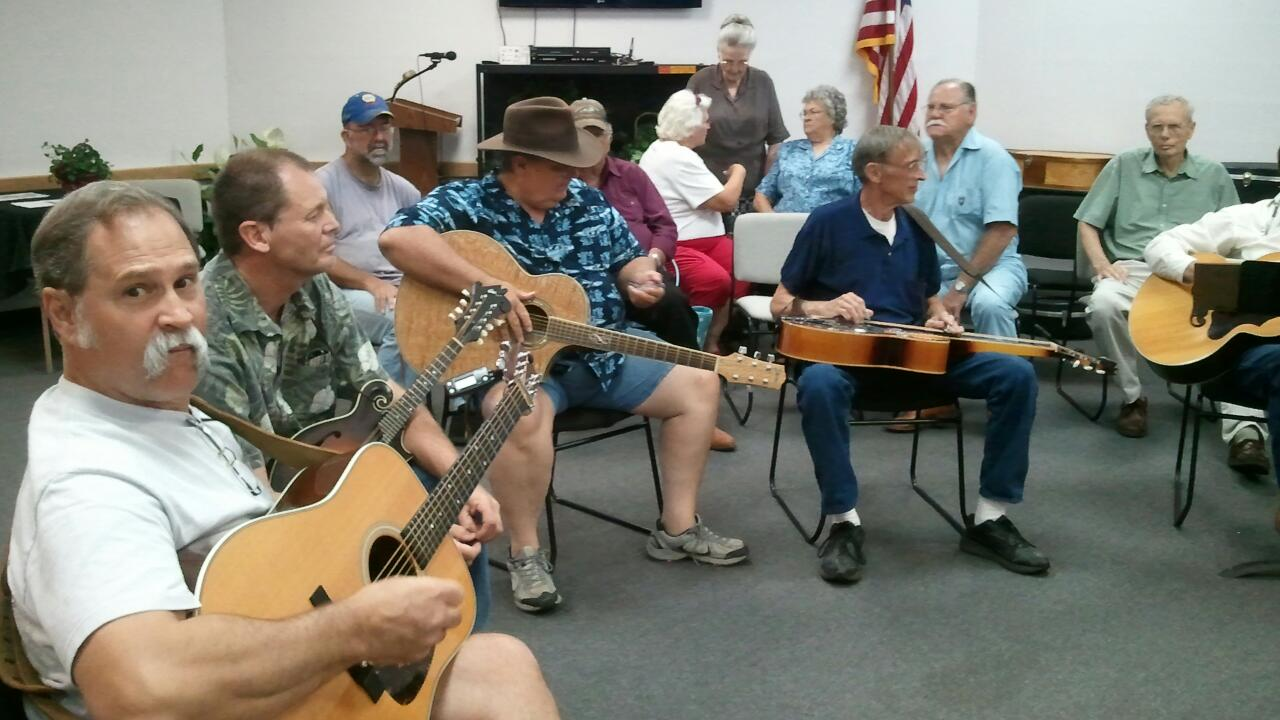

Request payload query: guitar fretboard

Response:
[372,338,466,444]
[397,377,533,569]
[537,315,718,370]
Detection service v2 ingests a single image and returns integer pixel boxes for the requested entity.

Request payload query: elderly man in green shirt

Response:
[1076,95,1264,470]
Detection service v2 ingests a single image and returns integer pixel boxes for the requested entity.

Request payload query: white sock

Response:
[974,497,1007,525]
[829,508,861,526]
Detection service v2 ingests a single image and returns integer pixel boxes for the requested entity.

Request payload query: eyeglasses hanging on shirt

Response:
[188,415,265,496]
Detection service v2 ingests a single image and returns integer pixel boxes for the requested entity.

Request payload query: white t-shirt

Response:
[863,209,897,245]
[7,379,274,718]
[639,140,726,241]
[315,159,422,283]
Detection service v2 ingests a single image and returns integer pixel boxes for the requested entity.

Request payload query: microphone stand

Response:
[389,58,444,103]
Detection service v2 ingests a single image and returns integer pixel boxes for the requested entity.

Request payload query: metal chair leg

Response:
[767,379,826,545]
[1173,390,1203,528]
[907,403,967,535]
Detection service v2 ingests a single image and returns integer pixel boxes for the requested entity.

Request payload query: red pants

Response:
[667,234,749,309]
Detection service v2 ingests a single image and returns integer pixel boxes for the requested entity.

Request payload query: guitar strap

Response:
[902,204,995,292]
[190,396,340,470]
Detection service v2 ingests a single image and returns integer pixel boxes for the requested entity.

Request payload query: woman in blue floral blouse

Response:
[753,85,861,213]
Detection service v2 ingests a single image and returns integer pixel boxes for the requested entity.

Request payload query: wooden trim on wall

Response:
[439,161,479,179]
[0,164,219,193]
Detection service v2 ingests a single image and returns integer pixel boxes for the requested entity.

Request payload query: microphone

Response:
[389,52,456,101]
[419,51,457,61]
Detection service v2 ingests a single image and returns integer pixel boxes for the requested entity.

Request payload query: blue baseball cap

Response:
[341,92,394,125]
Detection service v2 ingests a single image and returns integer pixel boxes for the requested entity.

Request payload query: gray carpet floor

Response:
[1,306,1276,719]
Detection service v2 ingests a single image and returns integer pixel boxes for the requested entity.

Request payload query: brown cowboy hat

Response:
[478,96,604,168]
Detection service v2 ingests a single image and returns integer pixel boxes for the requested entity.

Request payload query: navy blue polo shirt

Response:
[779,196,939,324]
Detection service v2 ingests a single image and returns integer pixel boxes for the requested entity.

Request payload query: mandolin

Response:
[196,346,541,719]
[1130,252,1280,383]
[777,316,1114,375]
[394,230,784,390]
[266,284,509,491]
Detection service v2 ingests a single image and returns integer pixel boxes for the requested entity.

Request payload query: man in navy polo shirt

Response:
[770,125,1049,584]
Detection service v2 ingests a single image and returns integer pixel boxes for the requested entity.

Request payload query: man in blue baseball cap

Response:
[317,92,422,385]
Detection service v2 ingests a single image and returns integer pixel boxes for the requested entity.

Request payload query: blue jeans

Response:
[1226,344,1280,489]
[411,466,491,630]
[795,353,1038,515]
[341,288,417,388]
[940,257,1028,338]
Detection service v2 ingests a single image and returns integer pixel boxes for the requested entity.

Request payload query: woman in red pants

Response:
[639,89,750,353]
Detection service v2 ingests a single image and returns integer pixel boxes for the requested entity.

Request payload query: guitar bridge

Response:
[310,586,433,705]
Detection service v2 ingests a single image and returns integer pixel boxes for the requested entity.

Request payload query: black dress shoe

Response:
[1227,437,1270,475]
[818,521,865,584]
[960,516,1050,575]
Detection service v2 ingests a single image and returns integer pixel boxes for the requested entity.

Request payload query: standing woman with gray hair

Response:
[755,85,861,213]
[687,13,789,207]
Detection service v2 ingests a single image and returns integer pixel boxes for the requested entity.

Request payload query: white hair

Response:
[1146,95,1194,123]
[142,325,210,380]
[656,90,711,142]
[717,13,756,51]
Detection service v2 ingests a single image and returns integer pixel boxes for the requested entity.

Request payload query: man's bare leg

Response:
[630,365,719,533]
[433,633,559,720]
[482,385,555,552]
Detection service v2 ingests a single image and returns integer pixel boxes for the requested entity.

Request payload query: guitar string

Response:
[374,339,466,442]
[822,319,1101,366]
[376,391,526,581]
[372,382,531,582]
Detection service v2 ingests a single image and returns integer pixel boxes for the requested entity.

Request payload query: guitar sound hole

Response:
[368,534,418,580]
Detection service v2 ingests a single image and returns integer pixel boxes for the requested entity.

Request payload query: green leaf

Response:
[249,133,267,148]
[191,144,204,162]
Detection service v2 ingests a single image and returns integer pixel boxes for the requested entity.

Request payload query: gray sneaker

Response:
[646,515,749,566]
[506,546,562,613]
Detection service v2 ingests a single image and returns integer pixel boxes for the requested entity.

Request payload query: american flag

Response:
[855,0,920,132]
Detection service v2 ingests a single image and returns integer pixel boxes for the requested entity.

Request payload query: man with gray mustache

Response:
[914,79,1027,340]
[7,182,557,719]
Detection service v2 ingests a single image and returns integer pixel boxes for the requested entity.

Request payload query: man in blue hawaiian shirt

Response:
[381,97,749,614]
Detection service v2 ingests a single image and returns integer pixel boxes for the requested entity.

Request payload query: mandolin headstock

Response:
[715,348,785,389]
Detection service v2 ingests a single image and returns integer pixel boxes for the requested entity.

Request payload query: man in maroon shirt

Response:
[571,99,734,452]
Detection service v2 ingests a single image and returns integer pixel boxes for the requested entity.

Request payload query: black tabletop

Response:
[0,189,65,297]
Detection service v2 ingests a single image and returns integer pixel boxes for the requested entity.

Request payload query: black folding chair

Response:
[768,364,968,545]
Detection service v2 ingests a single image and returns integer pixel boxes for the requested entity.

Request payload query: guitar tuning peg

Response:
[481,330,489,338]
[499,340,512,351]
[738,345,748,354]
[459,299,469,307]
[753,351,761,360]
[767,354,775,363]
[447,311,458,321]
[461,288,471,297]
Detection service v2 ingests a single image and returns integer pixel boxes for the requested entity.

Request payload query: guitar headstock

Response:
[448,283,511,345]
[715,348,785,389]
[498,341,541,416]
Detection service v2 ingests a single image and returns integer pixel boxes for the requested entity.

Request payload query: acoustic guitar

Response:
[266,284,509,491]
[777,316,1114,375]
[1130,252,1280,383]
[395,230,784,390]
[195,347,541,719]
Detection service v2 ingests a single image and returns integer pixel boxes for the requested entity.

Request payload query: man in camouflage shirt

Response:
[380,97,748,615]
[195,148,501,625]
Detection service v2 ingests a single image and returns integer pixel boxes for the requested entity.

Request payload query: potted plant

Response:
[43,139,112,190]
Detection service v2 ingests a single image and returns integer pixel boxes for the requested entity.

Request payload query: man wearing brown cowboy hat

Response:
[381,97,748,614]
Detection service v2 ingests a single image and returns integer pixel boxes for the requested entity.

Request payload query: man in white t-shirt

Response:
[316,91,423,384]
[5,181,559,719]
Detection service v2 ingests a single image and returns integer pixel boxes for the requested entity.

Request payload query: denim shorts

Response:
[539,331,675,414]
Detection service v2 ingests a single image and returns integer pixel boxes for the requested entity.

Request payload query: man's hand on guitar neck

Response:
[925,309,965,335]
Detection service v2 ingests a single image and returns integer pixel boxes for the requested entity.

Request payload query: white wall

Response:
[0,1,231,177]
[975,0,1280,161]
[1,1,1274,179]
[222,0,979,166]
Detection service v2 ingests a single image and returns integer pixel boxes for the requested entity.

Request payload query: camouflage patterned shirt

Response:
[196,252,386,468]
[386,173,642,387]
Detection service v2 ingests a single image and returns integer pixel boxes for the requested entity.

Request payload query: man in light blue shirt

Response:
[915,79,1026,338]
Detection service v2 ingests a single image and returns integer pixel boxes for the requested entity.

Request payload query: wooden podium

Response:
[1009,149,1112,192]
[388,99,461,194]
